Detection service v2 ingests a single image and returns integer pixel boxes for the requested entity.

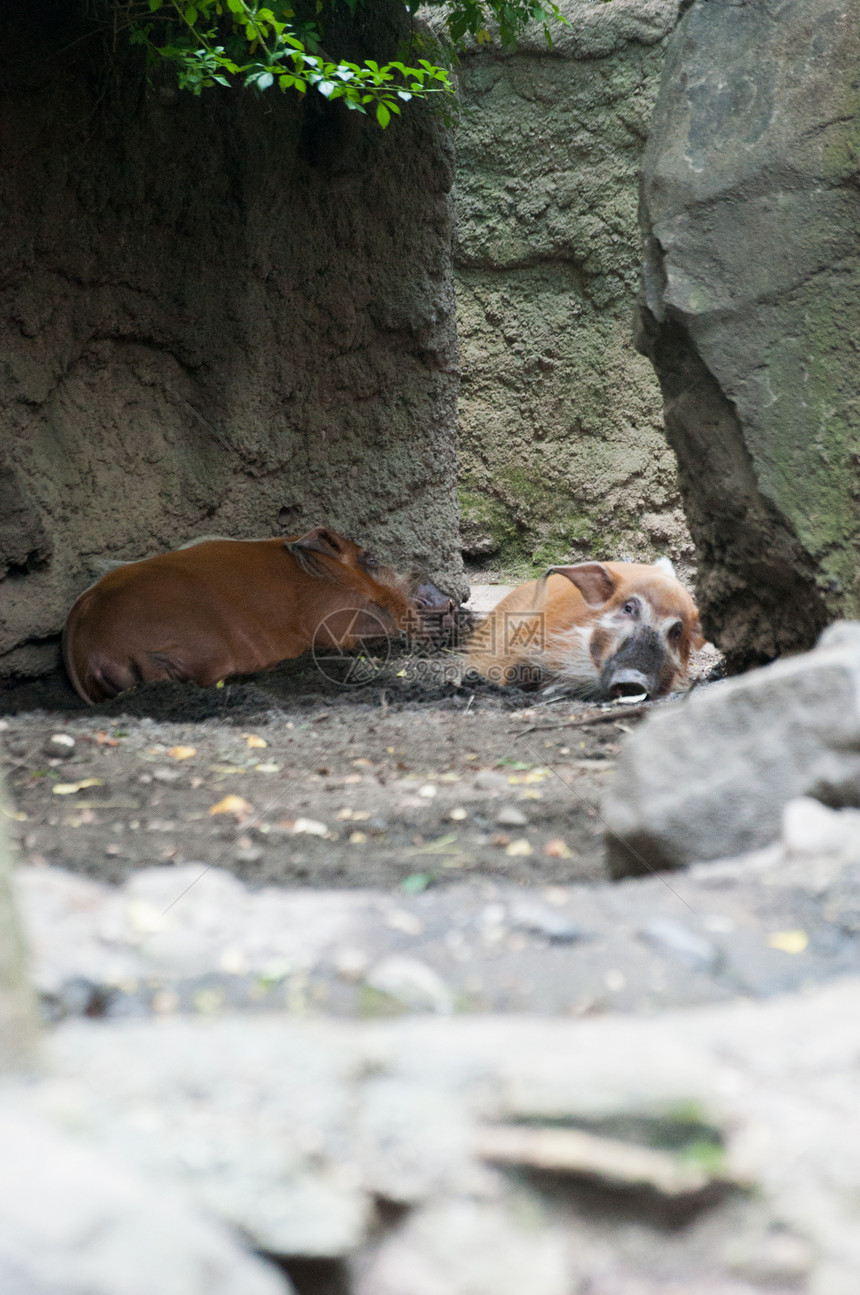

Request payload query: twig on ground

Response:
[513,704,651,737]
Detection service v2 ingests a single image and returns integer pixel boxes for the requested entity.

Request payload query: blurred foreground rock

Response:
[604,623,860,875]
[0,772,37,1069]
[17,797,860,1020]
[0,1107,292,1295]
[4,978,859,1292]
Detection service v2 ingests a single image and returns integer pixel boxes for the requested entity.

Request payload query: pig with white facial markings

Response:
[468,558,705,700]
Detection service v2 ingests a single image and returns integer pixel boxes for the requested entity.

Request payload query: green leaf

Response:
[376,101,390,127]
[256,70,274,89]
[401,872,434,894]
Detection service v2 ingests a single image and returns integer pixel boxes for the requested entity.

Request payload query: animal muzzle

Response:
[599,628,668,701]
[414,581,458,633]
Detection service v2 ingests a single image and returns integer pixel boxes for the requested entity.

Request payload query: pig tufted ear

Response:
[289,527,346,559]
[547,562,617,607]
[285,526,348,581]
[690,615,706,651]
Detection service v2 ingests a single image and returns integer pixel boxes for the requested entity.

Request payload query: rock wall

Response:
[451,0,692,576]
[0,1,463,679]
[638,0,860,668]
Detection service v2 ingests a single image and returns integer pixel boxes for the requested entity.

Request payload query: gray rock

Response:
[0,772,37,1070]
[495,805,528,828]
[352,1196,571,1295]
[9,980,860,1292]
[452,0,692,574]
[638,0,860,666]
[638,917,719,973]
[365,956,453,1014]
[508,898,591,944]
[603,632,860,874]
[782,797,860,860]
[0,1107,290,1295]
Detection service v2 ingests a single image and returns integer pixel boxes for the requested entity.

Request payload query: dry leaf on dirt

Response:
[209,794,254,819]
[544,837,573,858]
[508,768,550,785]
[506,838,533,857]
[167,746,197,760]
[92,731,119,747]
[52,778,103,796]
[410,833,459,855]
[242,734,268,749]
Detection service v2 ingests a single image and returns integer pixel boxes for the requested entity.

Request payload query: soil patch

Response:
[1,650,645,891]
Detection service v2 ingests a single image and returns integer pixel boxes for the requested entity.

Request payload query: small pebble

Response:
[44,733,75,758]
[152,767,182,783]
[496,805,528,828]
[639,918,719,973]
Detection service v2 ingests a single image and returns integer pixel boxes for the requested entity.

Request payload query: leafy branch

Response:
[120,0,567,125]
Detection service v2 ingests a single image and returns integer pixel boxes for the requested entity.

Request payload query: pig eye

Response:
[622,599,638,617]
[668,620,683,643]
[360,551,379,571]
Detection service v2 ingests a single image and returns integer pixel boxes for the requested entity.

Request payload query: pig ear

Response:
[289,527,346,560]
[547,562,617,607]
[285,527,347,581]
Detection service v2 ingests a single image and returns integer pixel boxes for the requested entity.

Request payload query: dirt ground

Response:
[1,648,636,892]
[7,641,860,1029]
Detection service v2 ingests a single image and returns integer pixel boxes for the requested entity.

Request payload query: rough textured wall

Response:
[450,0,691,577]
[638,0,860,668]
[0,1,463,679]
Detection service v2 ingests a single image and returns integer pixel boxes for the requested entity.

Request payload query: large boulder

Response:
[638,0,860,668]
[0,1108,291,1295]
[603,622,860,876]
[0,3,464,680]
[450,0,693,574]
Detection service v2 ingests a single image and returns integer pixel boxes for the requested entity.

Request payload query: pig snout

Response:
[598,627,668,701]
[414,581,458,633]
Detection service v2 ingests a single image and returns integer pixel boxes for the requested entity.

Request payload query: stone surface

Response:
[450,0,693,578]
[604,627,860,875]
[3,978,859,1291]
[352,1196,571,1295]
[637,0,860,667]
[0,770,36,1070]
[16,817,860,1021]
[0,2,464,679]
[0,1106,291,1295]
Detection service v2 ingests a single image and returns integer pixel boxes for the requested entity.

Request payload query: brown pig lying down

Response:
[63,526,456,704]
[468,559,704,700]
